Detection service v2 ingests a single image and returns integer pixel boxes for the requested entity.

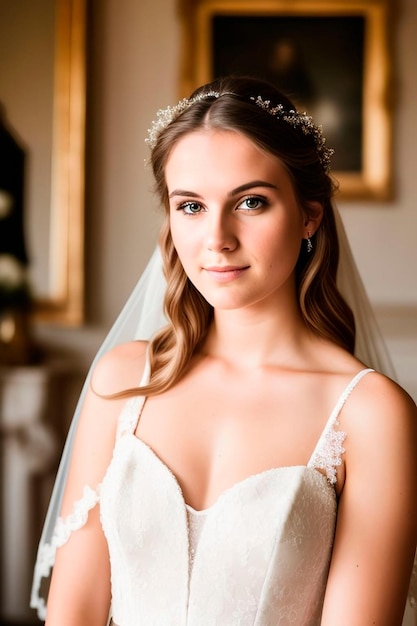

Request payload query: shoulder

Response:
[341,370,417,485]
[91,340,149,397]
[343,370,416,434]
[67,341,149,478]
[57,341,149,517]
[307,338,416,436]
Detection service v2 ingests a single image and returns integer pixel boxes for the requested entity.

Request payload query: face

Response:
[165,129,310,313]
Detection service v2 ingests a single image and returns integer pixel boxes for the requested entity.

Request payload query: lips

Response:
[205,265,247,272]
[203,265,250,282]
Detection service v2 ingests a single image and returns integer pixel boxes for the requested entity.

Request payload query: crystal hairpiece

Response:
[250,96,334,173]
[146,91,334,173]
[145,91,222,149]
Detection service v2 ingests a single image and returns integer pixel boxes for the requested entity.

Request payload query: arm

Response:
[321,373,417,626]
[45,340,148,626]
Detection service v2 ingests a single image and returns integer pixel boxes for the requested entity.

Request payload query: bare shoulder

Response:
[342,370,417,474]
[91,339,149,396]
[345,370,416,429]
[61,340,149,504]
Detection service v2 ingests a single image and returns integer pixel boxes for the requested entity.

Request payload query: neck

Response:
[203,298,314,370]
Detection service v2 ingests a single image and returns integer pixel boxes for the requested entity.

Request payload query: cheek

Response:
[169,213,184,250]
[262,219,302,253]
[169,221,196,275]
[261,225,303,274]
[170,222,186,256]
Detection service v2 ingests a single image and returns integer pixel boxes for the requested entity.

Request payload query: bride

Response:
[32,76,416,625]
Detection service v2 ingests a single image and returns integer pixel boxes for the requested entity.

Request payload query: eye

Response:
[179,201,203,215]
[237,196,267,211]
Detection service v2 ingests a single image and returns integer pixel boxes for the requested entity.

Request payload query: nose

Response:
[205,211,238,252]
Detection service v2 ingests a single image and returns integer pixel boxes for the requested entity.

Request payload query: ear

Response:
[303,201,323,237]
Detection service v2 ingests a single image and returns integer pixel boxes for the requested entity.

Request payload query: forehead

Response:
[165,129,289,188]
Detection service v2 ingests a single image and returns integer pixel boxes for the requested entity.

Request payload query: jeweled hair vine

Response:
[146,90,334,174]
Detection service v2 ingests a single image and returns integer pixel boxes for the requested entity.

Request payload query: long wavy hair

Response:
[135,76,355,395]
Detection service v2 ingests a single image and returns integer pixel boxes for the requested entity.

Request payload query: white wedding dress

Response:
[100,365,363,625]
[34,360,416,625]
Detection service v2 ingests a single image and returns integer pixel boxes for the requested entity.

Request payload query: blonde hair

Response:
[126,76,355,397]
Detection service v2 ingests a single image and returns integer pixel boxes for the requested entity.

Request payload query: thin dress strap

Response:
[308,368,374,484]
[116,350,151,439]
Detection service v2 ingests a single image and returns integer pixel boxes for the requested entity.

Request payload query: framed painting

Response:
[178,0,395,200]
[0,0,86,324]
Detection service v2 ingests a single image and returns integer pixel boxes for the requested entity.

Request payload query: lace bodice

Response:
[103,436,337,625]
[98,367,366,625]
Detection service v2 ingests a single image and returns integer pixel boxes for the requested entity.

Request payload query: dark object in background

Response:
[0,104,29,265]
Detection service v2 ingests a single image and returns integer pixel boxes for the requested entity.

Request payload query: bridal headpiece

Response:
[146,91,334,173]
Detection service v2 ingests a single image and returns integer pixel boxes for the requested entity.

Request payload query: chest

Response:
[100,441,337,625]
[139,365,336,446]
[134,373,339,510]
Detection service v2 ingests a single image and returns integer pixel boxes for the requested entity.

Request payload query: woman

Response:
[32,76,417,625]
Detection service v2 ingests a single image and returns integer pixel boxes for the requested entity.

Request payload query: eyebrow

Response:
[168,180,279,199]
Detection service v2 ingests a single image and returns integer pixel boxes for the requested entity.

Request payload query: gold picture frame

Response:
[0,0,86,325]
[178,0,394,200]
[36,0,86,324]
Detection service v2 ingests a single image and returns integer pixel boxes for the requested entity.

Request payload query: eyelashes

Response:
[237,196,268,211]
[177,201,203,215]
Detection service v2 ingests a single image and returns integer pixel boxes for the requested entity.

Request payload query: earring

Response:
[306,232,313,254]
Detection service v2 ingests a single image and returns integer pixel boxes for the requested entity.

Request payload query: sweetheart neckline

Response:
[117,433,333,513]
[114,368,373,510]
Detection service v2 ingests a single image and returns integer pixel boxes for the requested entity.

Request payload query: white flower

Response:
[0,254,27,289]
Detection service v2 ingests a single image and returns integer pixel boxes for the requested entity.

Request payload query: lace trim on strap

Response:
[116,354,150,439]
[308,369,374,485]
[30,484,100,619]
[309,422,347,485]
[116,395,147,439]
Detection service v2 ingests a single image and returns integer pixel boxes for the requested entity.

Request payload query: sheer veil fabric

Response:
[30,205,416,622]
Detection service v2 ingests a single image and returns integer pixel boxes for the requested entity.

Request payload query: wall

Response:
[36,0,417,405]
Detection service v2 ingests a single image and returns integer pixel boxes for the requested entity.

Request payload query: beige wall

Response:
[36,0,417,400]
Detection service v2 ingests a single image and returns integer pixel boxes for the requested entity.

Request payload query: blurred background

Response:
[0,0,416,623]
